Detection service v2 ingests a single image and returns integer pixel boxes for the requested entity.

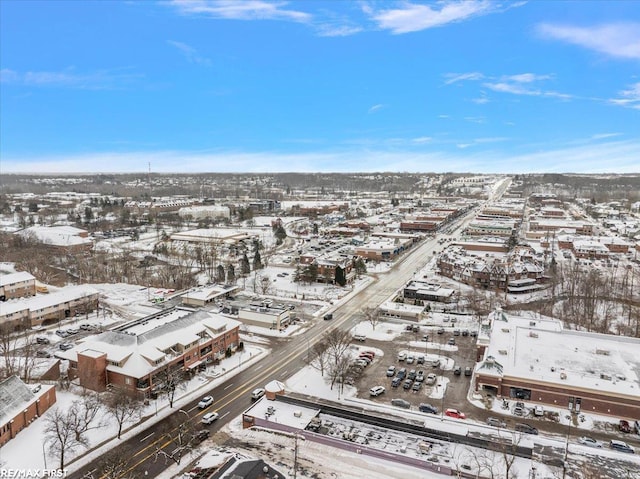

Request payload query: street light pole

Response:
[42,439,47,469]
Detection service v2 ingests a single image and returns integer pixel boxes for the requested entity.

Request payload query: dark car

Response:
[408,369,417,381]
[619,420,632,433]
[194,429,210,443]
[36,337,50,344]
[609,440,635,453]
[391,377,402,388]
[464,367,472,377]
[323,313,333,320]
[412,381,422,391]
[515,423,538,435]
[453,366,462,376]
[419,403,438,414]
[403,379,413,389]
[396,368,407,379]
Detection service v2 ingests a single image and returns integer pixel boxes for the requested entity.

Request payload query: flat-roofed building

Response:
[474,309,640,419]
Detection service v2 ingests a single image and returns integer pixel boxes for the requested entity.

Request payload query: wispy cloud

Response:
[167,40,212,66]
[412,136,432,144]
[367,103,385,114]
[483,72,571,100]
[367,1,521,35]
[443,72,484,85]
[167,0,311,23]
[591,132,622,140]
[316,23,363,37]
[537,22,640,60]
[609,82,640,109]
[0,67,141,90]
[464,116,486,124]
[5,139,639,174]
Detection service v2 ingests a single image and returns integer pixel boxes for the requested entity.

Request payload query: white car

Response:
[251,388,266,400]
[425,373,437,385]
[201,412,219,424]
[198,396,214,409]
[397,351,407,361]
[369,386,386,397]
[578,436,603,448]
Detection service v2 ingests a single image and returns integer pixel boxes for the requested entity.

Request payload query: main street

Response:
[69,232,448,479]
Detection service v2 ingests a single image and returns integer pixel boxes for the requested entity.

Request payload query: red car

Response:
[445,408,466,419]
[619,420,632,433]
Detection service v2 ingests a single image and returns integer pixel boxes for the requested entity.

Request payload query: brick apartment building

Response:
[0,376,57,446]
[59,309,240,395]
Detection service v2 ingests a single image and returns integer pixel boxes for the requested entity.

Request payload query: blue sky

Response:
[1,0,639,174]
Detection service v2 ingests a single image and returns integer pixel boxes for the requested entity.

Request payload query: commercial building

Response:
[58,308,240,395]
[474,309,640,419]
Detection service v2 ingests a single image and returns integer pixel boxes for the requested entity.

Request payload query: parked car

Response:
[470,330,478,337]
[619,420,632,433]
[437,327,445,335]
[55,330,68,338]
[201,412,219,424]
[415,370,425,382]
[386,366,396,377]
[462,329,469,336]
[36,350,52,358]
[408,369,417,381]
[391,398,411,409]
[486,417,506,428]
[419,403,438,414]
[396,368,407,379]
[198,396,214,409]
[534,405,544,417]
[353,334,366,341]
[416,354,426,364]
[391,377,402,388]
[195,429,210,442]
[403,379,413,390]
[431,359,441,368]
[445,408,466,419]
[513,406,526,417]
[36,336,50,344]
[453,329,460,336]
[464,367,472,377]
[609,440,635,453]
[412,381,422,391]
[515,423,538,435]
[59,342,73,351]
[447,338,456,346]
[397,351,407,361]
[251,388,266,400]
[453,366,462,376]
[425,373,437,385]
[369,386,386,397]
[578,436,603,448]
[406,354,415,365]
[323,313,333,320]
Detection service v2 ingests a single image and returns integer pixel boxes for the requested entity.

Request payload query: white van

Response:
[251,388,265,400]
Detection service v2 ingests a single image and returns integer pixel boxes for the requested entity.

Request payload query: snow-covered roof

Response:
[16,226,91,247]
[478,313,640,398]
[245,396,319,429]
[0,271,35,287]
[0,376,36,425]
[59,310,240,379]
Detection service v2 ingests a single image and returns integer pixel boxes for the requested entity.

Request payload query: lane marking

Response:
[140,432,155,442]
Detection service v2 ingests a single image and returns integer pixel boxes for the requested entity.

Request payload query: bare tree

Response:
[95,449,137,479]
[44,408,82,470]
[69,392,105,444]
[156,366,185,409]
[363,306,381,331]
[105,390,143,439]
[308,340,330,377]
[153,412,197,466]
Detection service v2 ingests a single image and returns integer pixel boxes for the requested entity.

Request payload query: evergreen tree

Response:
[216,265,225,283]
[226,264,236,284]
[334,266,346,287]
[241,253,251,275]
[253,250,263,270]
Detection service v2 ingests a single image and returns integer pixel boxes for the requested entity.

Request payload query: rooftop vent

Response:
[595,349,610,356]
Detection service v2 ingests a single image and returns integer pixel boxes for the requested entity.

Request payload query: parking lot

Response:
[355,320,479,418]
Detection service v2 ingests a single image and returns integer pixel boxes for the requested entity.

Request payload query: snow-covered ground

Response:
[0,344,267,472]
